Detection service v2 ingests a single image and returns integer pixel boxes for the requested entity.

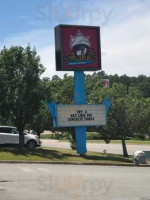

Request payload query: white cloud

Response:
[0,29,54,49]
[101,12,150,76]
[0,29,72,79]
[39,45,73,78]
[0,5,150,78]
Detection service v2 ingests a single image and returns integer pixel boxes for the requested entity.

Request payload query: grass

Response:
[86,140,150,145]
[0,145,134,164]
[41,134,56,139]
[41,134,150,145]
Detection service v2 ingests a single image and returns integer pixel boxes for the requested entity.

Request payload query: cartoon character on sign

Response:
[65,30,97,66]
[69,30,91,56]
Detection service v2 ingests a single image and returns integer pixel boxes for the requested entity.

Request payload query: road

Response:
[41,139,150,155]
[0,164,150,200]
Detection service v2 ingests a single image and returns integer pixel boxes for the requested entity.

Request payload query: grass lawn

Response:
[41,134,150,145]
[86,140,150,145]
[0,145,134,164]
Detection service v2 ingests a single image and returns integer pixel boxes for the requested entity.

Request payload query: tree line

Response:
[0,45,150,157]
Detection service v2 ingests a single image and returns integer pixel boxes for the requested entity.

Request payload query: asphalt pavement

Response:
[0,163,150,200]
[41,139,150,155]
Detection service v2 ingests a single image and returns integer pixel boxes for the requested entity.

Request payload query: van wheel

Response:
[27,140,36,149]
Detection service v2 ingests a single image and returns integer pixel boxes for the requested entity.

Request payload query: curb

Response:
[0,160,150,167]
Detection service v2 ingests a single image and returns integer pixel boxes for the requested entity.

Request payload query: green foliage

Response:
[49,74,74,104]
[41,71,150,156]
[86,132,104,140]
[0,44,149,156]
[27,102,52,136]
[127,97,150,140]
[0,45,45,146]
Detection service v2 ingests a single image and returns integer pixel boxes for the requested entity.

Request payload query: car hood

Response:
[25,133,38,138]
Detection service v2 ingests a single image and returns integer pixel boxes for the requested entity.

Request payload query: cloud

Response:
[0,29,72,79]
[20,15,29,19]
[39,45,73,78]
[0,0,150,78]
[0,29,54,49]
[102,12,150,76]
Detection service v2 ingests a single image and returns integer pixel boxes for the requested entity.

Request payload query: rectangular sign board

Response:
[57,104,106,127]
[55,24,101,71]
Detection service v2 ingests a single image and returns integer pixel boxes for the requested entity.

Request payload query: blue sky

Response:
[0,0,150,78]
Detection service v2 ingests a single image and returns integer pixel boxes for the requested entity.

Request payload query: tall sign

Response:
[47,24,111,155]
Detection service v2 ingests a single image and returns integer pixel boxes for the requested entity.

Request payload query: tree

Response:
[100,84,130,157]
[29,102,52,137]
[127,88,150,140]
[107,98,131,157]
[0,45,45,147]
[50,74,74,104]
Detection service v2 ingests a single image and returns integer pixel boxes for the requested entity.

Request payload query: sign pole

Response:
[47,25,111,155]
[74,71,87,155]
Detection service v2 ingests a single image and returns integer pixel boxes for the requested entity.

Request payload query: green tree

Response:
[30,102,52,136]
[0,45,45,147]
[101,84,130,157]
[50,74,74,104]
[127,88,150,140]
[107,98,130,157]
[41,71,150,156]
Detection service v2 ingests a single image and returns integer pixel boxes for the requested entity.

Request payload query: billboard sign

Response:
[56,104,106,127]
[55,25,101,71]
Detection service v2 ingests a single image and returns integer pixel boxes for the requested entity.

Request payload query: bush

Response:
[86,132,104,140]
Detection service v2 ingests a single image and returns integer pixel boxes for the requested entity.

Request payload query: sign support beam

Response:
[74,71,87,155]
[46,24,112,155]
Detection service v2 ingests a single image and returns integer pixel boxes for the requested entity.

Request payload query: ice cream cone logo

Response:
[64,30,97,66]
[69,30,91,56]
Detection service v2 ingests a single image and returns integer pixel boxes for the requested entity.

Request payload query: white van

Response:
[0,126,41,149]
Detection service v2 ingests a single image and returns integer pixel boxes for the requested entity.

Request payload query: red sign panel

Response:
[55,25,101,71]
[102,79,110,88]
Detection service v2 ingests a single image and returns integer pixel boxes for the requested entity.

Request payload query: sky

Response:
[0,0,150,78]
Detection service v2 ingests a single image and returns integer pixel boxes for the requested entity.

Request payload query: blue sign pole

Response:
[74,71,87,155]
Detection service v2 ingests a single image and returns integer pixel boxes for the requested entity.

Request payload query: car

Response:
[0,126,41,149]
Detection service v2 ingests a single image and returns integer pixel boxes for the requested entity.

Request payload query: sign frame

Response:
[55,104,107,128]
[55,24,101,71]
